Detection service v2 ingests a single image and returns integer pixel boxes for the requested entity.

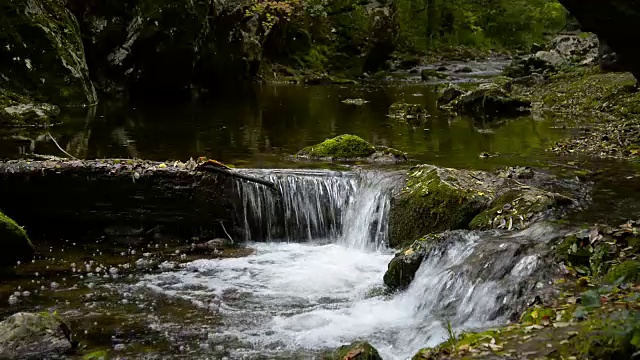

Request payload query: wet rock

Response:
[0,312,75,359]
[326,341,382,360]
[295,134,407,163]
[437,84,465,107]
[0,210,35,268]
[388,102,428,121]
[454,66,474,73]
[421,69,448,81]
[1,0,97,106]
[0,90,59,128]
[388,165,492,248]
[503,56,556,78]
[191,238,233,254]
[383,237,442,291]
[456,84,531,119]
[388,165,588,248]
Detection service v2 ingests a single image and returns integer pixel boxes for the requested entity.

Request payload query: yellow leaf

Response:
[531,310,539,319]
[404,248,415,256]
[158,163,167,168]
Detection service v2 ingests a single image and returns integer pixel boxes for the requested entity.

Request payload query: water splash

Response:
[128,222,563,359]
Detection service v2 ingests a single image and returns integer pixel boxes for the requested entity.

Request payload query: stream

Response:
[1,65,640,359]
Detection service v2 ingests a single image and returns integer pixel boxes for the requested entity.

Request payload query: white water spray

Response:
[127,170,561,359]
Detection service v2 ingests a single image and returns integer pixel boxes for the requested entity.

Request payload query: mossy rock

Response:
[437,85,465,107]
[296,134,406,162]
[388,102,428,121]
[0,211,35,268]
[469,189,557,231]
[456,84,531,119]
[421,69,448,81]
[297,135,376,159]
[603,260,640,284]
[0,89,59,127]
[0,312,73,359]
[325,341,382,360]
[0,0,97,106]
[388,165,491,248]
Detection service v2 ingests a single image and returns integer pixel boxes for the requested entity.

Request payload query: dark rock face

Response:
[558,0,640,82]
[0,0,97,106]
[68,0,262,97]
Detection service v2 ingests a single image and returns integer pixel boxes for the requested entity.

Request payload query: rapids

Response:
[125,169,561,359]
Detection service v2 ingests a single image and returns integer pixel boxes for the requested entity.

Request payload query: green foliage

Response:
[393,0,566,53]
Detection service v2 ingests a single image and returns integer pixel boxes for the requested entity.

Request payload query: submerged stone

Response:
[326,341,382,360]
[388,102,428,121]
[456,84,531,119]
[437,84,464,107]
[0,312,75,359]
[0,210,35,269]
[296,134,407,163]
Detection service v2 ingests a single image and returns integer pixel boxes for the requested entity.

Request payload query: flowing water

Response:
[103,170,563,359]
[2,71,639,359]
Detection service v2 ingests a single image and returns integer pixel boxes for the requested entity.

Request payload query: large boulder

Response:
[388,165,588,249]
[0,0,97,106]
[0,210,35,268]
[0,312,75,359]
[558,0,640,82]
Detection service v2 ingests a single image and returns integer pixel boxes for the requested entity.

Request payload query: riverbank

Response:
[511,67,640,160]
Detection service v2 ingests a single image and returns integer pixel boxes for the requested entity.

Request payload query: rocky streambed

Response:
[0,148,618,360]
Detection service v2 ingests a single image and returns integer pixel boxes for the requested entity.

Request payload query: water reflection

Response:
[0,83,567,170]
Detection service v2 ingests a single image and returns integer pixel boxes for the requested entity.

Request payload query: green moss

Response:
[388,102,428,121]
[297,134,376,159]
[1,0,96,105]
[604,260,640,284]
[0,210,35,268]
[388,166,489,248]
[519,306,557,325]
[326,341,382,360]
[0,89,58,127]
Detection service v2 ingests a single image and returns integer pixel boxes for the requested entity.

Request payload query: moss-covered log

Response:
[0,158,247,241]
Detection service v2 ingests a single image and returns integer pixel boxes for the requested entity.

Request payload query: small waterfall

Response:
[233,169,400,246]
